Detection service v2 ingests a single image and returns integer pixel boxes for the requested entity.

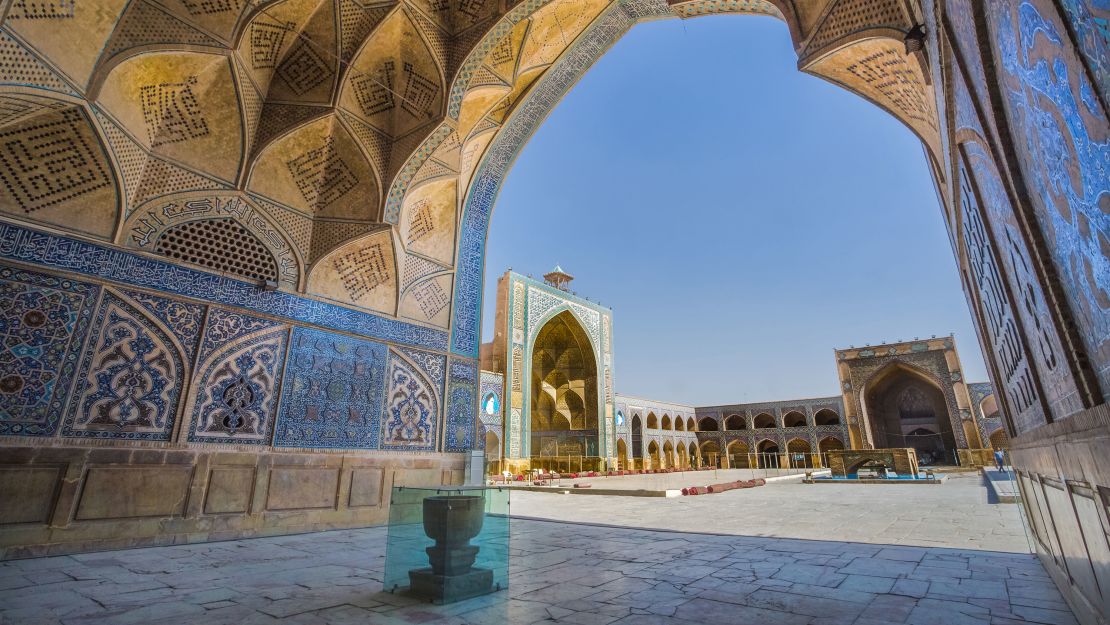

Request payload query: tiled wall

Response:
[0,232,473,556]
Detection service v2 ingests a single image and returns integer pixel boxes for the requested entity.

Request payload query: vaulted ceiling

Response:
[0,0,937,327]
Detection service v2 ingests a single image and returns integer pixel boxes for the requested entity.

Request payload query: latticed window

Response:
[154,218,279,283]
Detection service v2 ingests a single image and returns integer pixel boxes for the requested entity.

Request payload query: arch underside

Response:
[0,0,939,357]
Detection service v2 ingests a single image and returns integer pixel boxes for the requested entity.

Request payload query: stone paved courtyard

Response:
[0,473,1072,625]
[512,472,1031,552]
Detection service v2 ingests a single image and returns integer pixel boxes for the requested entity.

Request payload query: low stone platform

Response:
[981,468,1020,504]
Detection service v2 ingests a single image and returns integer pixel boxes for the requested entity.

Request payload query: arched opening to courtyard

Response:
[757,439,780,469]
[663,440,675,468]
[725,414,747,430]
[727,440,750,469]
[647,441,661,470]
[485,431,501,475]
[814,409,841,426]
[783,412,807,428]
[861,362,957,465]
[787,438,812,468]
[676,442,688,468]
[530,311,599,472]
[616,438,629,470]
[754,414,777,429]
[631,415,643,469]
[647,413,659,430]
[698,417,718,432]
[661,415,672,431]
[674,418,685,432]
[699,440,721,469]
[818,436,845,454]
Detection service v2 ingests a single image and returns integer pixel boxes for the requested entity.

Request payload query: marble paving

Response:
[512,472,1031,552]
[0,473,1071,625]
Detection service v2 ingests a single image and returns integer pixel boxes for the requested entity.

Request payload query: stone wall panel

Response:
[0,466,61,525]
[75,465,194,520]
[265,466,340,511]
[203,467,255,515]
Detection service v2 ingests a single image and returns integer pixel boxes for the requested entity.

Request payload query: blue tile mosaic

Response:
[0,224,448,353]
[381,350,438,451]
[198,308,282,366]
[445,358,478,452]
[122,289,205,362]
[62,291,186,441]
[274,326,388,449]
[0,266,97,437]
[990,0,1110,396]
[188,327,288,445]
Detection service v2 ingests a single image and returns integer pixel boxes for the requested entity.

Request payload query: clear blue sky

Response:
[480,14,988,405]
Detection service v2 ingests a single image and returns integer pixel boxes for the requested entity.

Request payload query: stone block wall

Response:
[0,445,463,559]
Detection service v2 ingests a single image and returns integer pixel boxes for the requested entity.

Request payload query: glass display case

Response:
[383,486,510,604]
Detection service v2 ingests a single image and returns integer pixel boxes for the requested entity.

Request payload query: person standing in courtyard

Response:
[994,448,1006,472]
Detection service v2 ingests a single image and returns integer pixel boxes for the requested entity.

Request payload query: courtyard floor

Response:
[0,473,1071,625]
[511,472,1030,552]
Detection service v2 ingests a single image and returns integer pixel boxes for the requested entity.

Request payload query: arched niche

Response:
[861,362,957,463]
[529,310,599,470]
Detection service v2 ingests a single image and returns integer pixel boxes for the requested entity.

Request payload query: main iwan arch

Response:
[0,0,1106,620]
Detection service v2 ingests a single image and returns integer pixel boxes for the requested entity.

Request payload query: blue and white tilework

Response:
[445,357,478,452]
[274,326,388,449]
[62,291,190,441]
[989,0,1110,398]
[0,224,448,352]
[381,350,439,450]
[0,266,97,436]
[188,326,289,445]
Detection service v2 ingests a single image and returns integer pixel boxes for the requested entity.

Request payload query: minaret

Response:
[543,265,574,291]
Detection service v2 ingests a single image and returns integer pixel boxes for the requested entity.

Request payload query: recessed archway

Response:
[861,362,956,464]
[647,413,659,430]
[616,438,629,470]
[727,440,750,469]
[699,440,721,469]
[530,311,599,471]
[725,414,747,431]
[988,428,1010,450]
[786,438,812,468]
[814,409,841,426]
[647,440,661,470]
[753,413,777,429]
[663,440,675,469]
[698,417,719,432]
[757,439,780,469]
[631,415,644,468]
[980,395,1000,420]
[662,415,672,431]
[675,418,685,432]
[783,412,807,428]
[485,431,501,475]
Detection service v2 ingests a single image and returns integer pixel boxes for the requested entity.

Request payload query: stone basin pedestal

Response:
[408,495,494,603]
